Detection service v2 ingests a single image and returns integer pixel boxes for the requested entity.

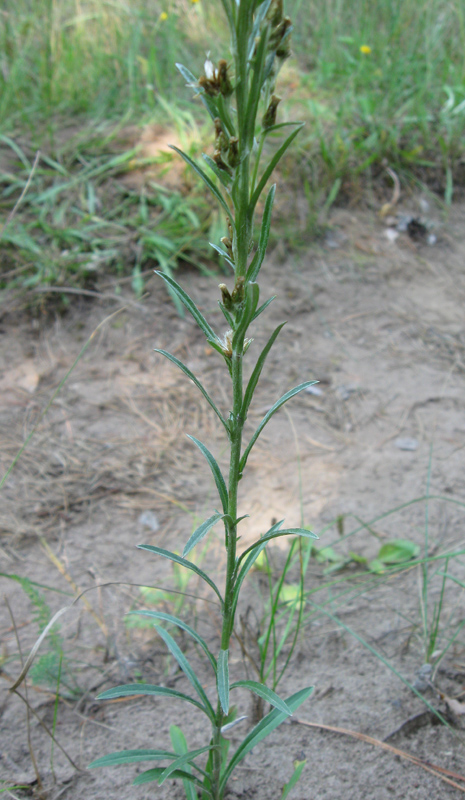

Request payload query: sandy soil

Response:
[1,198,465,799]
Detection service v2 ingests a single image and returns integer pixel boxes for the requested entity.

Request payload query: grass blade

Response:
[239,382,318,472]
[137,545,224,607]
[154,349,228,433]
[230,681,292,715]
[128,611,217,672]
[186,435,228,513]
[183,512,224,558]
[154,626,215,720]
[217,649,229,714]
[220,687,314,790]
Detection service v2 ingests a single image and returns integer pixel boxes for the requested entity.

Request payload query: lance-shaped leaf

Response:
[249,124,304,214]
[232,282,260,351]
[186,435,228,513]
[183,512,224,558]
[244,27,269,145]
[169,145,234,224]
[158,746,212,785]
[155,271,220,344]
[202,154,233,189]
[128,610,217,672]
[252,295,276,322]
[96,684,208,715]
[154,625,215,720]
[209,242,235,270]
[170,726,198,800]
[176,62,198,89]
[137,545,223,607]
[217,649,230,714]
[230,521,284,619]
[154,349,228,433]
[220,686,314,790]
[133,767,208,790]
[237,527,318,566]
[242,322,286,418]
[239,382,319,473]
[230,681,292,715]
[89,749,176,768]
[246,184,276,282]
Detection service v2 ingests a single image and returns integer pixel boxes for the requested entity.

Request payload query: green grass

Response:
[1,0,465,298]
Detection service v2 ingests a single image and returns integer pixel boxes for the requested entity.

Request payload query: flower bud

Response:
[214,149,232,173]
[262,95,281,129]
[218,60,233,97]
[231,276,245,305]
[219,283,233,309]
[228,137,240,168]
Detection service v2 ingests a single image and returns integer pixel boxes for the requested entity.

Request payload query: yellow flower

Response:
[360,45,372,55]
[159,11,168,20]
[191,0,200,4]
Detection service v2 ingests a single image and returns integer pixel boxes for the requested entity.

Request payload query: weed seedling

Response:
[89,1,318,797]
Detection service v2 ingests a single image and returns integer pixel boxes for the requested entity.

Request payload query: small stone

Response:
[413,663,433,692]
[138,511,160,532]
[305,385,324,396]
[395,437,418,451]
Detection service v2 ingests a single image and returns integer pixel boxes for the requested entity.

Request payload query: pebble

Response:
[138,510,160,532]
[395,437,419,451]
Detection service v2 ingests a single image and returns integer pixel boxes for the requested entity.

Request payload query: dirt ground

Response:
[1,196,465,799]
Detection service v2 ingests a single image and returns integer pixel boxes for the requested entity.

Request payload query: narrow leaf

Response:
[240,382,318,472]
[96,684,207,714]
[202,153,233,188]
[238,528,318,564]
[242,323,285,418]
[247,184,276,282]
[169,145,234,223]
[231,681,292,715]
[209,242,235,269]
[137,545,223,607]
[170,726,198,800]
[133,767,206,789]
[154,349,228,432]
[220,687,314,790]
[252,296,276,322]
[154,272,220,343]
[129,611,217,672]
[176,63,198,88]
[154,626,215,720]
[183,512,224,558]
[158,747,212,785]
[231,521,284,617]
[89,749,176,768]
[250,125,304,213]
[281,760,306,799]
[186,435,228,513]
[217,649,229,714]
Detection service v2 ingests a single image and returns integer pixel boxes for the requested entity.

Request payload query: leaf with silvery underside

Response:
[239,382,319,472]
[249,124,304,214]
[127,610,217,673]
[158,746,213,785]
[137,545,224,607]
[186,435,228,513]
[202,154,233,189]
[242,322,285,418]
[176,63,198,89]
[219,687,314,790]
[217,649,229,714]
[230,681,291,715]
[88,749,176,768]
[154,271,220,344]
[170,726,198,800]
[169,146,234,223]
[154,349,228,433]
[154,626,215,720]
[246,183,276,282]
[237,527,318,565]
[95,684,208,715]
[183,512,224,558]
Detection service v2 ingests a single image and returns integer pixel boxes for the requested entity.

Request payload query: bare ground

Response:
[1,197,465,799]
